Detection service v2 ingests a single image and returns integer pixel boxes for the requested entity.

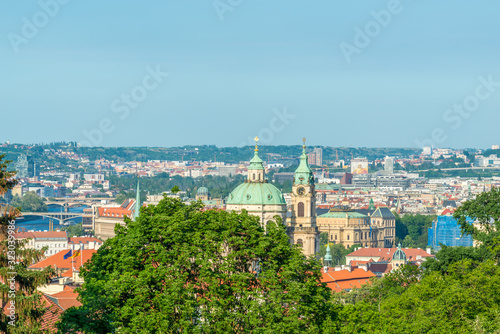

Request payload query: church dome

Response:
[197,187,209,195]
[392,243,407,261]
[227,182,286,206]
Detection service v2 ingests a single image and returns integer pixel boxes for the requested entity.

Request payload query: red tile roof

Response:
[30,249,96,271]
[320,268,376,292]
[368,263,393,275]
[40,295,64,332]
[440,208,455,216]
[347,247,433,262]
[98,199,136,218]
[68,236,102,245]
[14,231,67,239]
[49,285,82,310]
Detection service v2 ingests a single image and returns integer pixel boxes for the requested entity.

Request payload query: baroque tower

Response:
[288,138,320,256]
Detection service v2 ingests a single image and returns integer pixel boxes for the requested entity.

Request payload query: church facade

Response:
[226,138,320,257]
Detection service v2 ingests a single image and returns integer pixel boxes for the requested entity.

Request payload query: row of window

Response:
[36,243,67,248]
[329,231,374,240]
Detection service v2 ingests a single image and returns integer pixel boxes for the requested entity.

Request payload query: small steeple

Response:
[324,243,333,268]
[368,198,375,210]
[134,179,141,220]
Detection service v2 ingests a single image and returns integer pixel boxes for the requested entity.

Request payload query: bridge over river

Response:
[21,212,85,223]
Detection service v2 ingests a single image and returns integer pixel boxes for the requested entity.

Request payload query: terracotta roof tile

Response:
[347,247,434,262]
[14,231,67,239]
[40,295,64,332]
[50,286,82,310]
[68,237,102,244]
[30,249,96,271]
[320,268,376,292]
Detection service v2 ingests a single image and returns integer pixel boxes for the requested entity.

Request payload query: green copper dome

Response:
[392,243,407,261]
[226,182,286,206]
[197,187,209,195]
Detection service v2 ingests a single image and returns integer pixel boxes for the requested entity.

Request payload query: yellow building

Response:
[317,206,395,248]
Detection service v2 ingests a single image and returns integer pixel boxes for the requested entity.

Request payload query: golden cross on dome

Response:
[302,137,306,149]
[254,136,259,152]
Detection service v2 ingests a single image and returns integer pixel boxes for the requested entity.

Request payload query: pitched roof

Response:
[98,199,136,218]
[40,295,64,332]
[347,247,433,262]
[320,268,376,292]
[68,236,102,245]
[14,231,67,239]
[368,263,392,275]
[319,211,368,219]
[48,285,82,310]
[30,249,97,271]
[371,207,395,219]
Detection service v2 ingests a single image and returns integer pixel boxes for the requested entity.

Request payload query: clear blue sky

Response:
[1,0,499,149]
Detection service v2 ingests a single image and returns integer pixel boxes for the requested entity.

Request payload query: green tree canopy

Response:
[59,197,338,333]
[0,155,54,333]
[10,191,47,212]
[454,187,500,261]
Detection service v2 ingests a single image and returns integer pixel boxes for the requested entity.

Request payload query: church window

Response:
[347,234,350,240]
[335,235,337,240]
[365,232,367,239]
[298,202,304,217]
[331,234,333,241]
[253,173,256,180]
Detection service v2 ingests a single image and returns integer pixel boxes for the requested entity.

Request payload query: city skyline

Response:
[2,1,500,148]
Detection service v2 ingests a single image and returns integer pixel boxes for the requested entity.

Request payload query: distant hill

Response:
[0,143,422,164]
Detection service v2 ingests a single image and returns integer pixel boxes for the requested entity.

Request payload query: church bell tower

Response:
[288,138,320,256]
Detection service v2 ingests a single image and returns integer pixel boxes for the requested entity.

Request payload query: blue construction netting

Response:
[427,215,474,251]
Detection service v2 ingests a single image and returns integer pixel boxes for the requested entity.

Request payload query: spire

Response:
[134,179,140,220]
[368,198,375,210]
[324,243,333,267]
[294,137,314,185]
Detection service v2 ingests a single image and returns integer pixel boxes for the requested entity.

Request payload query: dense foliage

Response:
[318,233,360,265]
[10,192,47,212]
[0,155,54,333]
[60,222,88,237]
[110,174,247,200]
[59,197,339,333]
[394,213,435,249]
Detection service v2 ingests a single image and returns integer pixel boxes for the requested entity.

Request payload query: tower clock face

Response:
[297,187,305,195]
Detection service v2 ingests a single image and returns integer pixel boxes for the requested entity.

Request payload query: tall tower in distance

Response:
[384,156,394,175]
[288,138,320,256]
[313,147,323,166]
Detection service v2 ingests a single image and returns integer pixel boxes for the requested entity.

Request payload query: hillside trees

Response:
[59,197,339,333]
